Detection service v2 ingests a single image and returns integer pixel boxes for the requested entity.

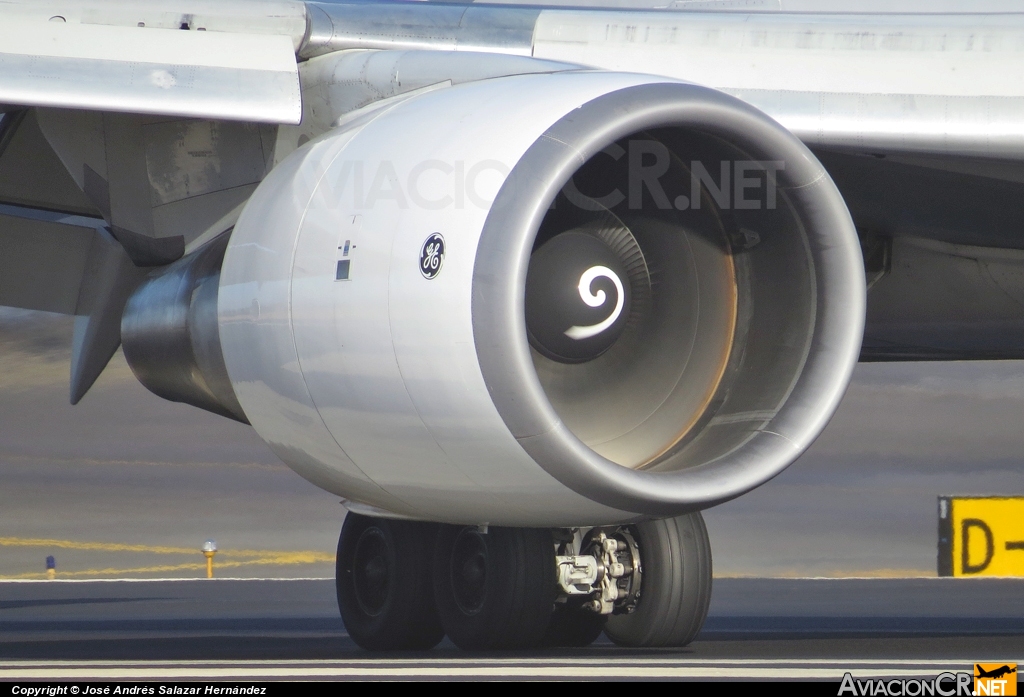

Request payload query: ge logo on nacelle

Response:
[420,233,445,279]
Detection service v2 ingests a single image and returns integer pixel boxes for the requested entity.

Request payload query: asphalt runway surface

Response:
[0,578,1021,680]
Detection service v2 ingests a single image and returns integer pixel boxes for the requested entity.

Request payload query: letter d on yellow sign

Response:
[939,497,1024,577]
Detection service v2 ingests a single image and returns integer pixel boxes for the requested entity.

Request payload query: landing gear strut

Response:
[335,512,712,651]
[554,526,643,615]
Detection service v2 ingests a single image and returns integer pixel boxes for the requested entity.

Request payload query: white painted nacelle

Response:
[213,71,865,526]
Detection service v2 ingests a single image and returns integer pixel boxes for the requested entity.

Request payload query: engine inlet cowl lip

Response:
[471,81,865,515]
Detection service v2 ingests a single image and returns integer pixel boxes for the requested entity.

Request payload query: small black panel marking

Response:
[336,259,351,281]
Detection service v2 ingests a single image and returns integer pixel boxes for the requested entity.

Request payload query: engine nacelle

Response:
[218,72,865,526]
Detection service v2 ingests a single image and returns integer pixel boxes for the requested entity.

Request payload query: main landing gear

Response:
[336,512,713,651]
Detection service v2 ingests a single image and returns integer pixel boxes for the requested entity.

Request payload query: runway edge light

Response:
[939,496,1024,577]
[202,539,217,579]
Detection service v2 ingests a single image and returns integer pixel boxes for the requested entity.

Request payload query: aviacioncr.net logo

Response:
[839,672,974,697]
[974,664,1017,696]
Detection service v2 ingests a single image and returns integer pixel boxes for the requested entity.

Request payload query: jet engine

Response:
[205,71,864,526]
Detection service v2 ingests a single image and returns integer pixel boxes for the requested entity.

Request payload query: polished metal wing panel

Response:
[302,2,540,58]
[0,0,308,49]
[0,19,301,124]
[308,3,1024,161]
[531,10,1024,160]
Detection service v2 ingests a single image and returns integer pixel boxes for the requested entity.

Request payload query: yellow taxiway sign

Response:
[939,497,1024,577]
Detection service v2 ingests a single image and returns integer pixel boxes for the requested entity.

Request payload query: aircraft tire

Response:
[336,513,445,651]
[433,525,557,650]
[604,512,712,647]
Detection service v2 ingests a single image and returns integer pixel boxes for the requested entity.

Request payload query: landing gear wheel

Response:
[604,512,712,647]
[433,526,557,650]
[336,513,444,651]
[543,599,607,647]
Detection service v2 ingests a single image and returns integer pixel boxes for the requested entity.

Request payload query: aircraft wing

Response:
[0,20,300,124]
[2,0,1024,524]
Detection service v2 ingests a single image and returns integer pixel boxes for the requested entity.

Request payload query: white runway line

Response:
[0,659,979,666]
[0,659,976,680]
